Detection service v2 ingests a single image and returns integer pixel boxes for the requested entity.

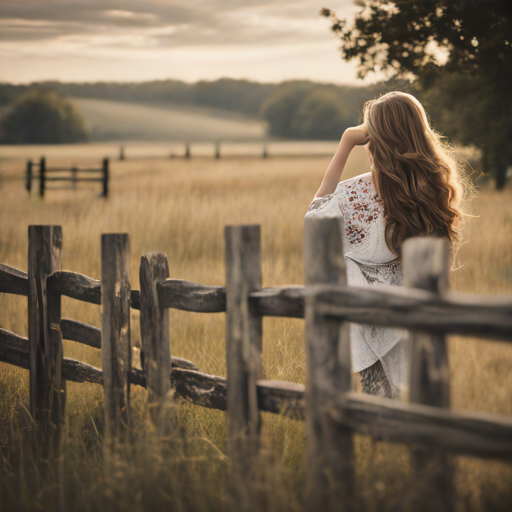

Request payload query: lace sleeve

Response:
[306,194,334,214]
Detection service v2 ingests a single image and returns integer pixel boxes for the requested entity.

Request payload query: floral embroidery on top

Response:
[338,176,384,245]
[307,194,333,213]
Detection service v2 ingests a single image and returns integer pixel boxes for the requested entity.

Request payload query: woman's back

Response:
[305,171,407,398]
[307,172,397,266]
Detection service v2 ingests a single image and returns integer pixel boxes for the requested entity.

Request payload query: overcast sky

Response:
[0,0,384,85]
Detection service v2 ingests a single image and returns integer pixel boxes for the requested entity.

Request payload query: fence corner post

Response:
[403,236,453,512]
[28,225,64,452]
[101,233,131,444]
[26,159,33,193]
[224,224,263,470]
[102,158,109,198]
[139,252,171,424]
[39,157,46,198]
[303,216,353,512]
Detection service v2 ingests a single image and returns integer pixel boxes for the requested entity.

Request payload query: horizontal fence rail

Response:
[0,326,304,420]
[2,264,511,340]
[2,326,511,460]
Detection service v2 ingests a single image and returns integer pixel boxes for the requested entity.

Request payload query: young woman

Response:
[304,91,468,400]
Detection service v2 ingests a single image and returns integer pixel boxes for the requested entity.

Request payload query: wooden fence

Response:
[0,219,511,511]
[25,157,109,198]
[121,142,332,160]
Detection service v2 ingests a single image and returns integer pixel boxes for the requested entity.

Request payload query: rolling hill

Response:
[71,97,268,142]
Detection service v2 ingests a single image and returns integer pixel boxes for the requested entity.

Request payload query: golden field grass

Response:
[0,147,511,511]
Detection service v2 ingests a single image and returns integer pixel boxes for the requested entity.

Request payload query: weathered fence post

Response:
[102,158,109,198]
[403,237,453,512]
[224,225,263,467]
[139,253,171,423]
[28,225,64,450]
[185,143,190,159]
[26,159,32,193]
[71,167,77,190]
[119,145,125,161]
[39,157,46,198]
[215,141,221,159]
[262,144,268,159]
[303,216,353,512]
[101,234,131,443]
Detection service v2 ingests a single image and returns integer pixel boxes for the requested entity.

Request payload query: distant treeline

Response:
[0,78,414,142]
[0,79,274,117]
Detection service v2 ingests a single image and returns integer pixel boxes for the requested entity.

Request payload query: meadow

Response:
[0,147,511,511]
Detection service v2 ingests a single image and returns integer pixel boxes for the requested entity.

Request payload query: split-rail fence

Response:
[25,157,109,197]
[0,219,511,512]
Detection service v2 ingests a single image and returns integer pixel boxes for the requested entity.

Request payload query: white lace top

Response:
[304,172,408,397]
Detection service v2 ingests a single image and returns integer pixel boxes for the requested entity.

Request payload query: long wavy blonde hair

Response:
[363,91,470,257]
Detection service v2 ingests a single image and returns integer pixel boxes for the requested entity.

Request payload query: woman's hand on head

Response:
[342,123,369,147]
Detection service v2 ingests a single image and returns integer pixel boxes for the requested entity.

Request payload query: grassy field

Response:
[0,147,511,511]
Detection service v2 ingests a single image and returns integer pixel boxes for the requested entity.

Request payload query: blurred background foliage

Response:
[321,0,512,188]
[0,75,498,147]
[0,88,88,144]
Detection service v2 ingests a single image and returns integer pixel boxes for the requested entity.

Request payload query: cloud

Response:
[0,1,371,85]
[0,1,359,48]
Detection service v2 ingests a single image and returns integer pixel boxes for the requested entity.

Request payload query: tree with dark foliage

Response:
[1,89,88,144]
[321,0,512,188]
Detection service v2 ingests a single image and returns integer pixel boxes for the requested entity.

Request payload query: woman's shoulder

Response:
[336,172,382,208]
[335,172,374,197]
[305,172,378,219]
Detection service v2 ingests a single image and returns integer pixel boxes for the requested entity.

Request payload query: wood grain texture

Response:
[47,271,140,309]
[0,337,299,417]
[158,279,226,312]
[0,327,30,352]
[250,286,305,318]
[3,330,512,461]
[256,379,305,421]
[47,266,66,441]
[0,263,28,295]
[59,318,197,370]
[225,225,263,466]
[28,225,64,449]
[140,253,171,421]
[303,216,353,512]
[329,392,512,461]
[43,269,512,340]
[403,237,453,512]
[47,271,101,305]
[61,319,101,348]
[306,285,512,341]
[101,233,131,441]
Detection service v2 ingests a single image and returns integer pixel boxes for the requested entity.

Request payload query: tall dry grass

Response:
[0,148,511,511]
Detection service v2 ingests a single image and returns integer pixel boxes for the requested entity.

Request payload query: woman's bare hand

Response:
[342,123,369,147]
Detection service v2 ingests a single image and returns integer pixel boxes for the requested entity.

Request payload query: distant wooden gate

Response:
[25,157,109,197]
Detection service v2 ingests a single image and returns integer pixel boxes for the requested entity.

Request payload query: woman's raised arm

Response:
[314,123,369,198]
